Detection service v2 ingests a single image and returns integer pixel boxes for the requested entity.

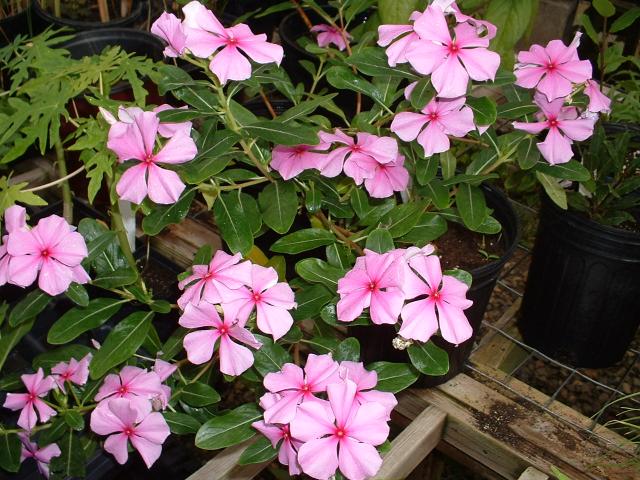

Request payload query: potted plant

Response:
[0,0,37,44]
[31,0,146,30]
[0,1,609,479]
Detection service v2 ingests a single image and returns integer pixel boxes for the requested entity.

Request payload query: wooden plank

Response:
[518,467,549,480]
[435,442,506,480]
[373,405,446,479]
[187,439,271,480]
[395,374,637,480]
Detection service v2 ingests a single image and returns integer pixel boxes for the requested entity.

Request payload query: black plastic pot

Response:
[351,184,520,387]
[519,195,640,368]
[0,7,41,45]
[31,0,145,31]
[60,27,164,61]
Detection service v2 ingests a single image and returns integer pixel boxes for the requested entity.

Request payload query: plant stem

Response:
[259,88,277,119]
[110,199,146,293]
[54,139,73,224]
[24,165,85,193]
[290,0,314,30]
[599,17,608,85]
[314,210,364,255]
[218,178,270,191]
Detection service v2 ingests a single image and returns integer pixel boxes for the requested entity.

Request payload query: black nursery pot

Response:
[31,0,146,31]
[0,7,41,45]
[351,184,520,387]
[519,195,640,368]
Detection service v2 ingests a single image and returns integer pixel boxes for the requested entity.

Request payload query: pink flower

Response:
[270,143,329,181]
[317,130,398,179]
[90,398,170,468]
[152,359,177,382]
[177,251,251,309]
[339,361,397,419]
[0,205,27,286]
[6,215,89,296]
[290,379,390,480]
[513,93,596,164]
[151,359,175,411]
[514,33,592,101]
[151,12,187,57]
[19,434,61,479]
[178,301,262,376]
[95,366,164,419]
[584,80,611,114]
[391,96,475,157]
[363,153,409,199]
[3,368,56,431]
[400,253,473,345]
[377,11,423,67]
[222,264,296,341]
[101,105,192,139]
[182,1,283,84]
[107,110,197,205]
[337,250,405,325]
[262,354,340,424]
[405,6,500,98]
[311,24,351,51]
[51,353,92,393]
[252,393,303,475]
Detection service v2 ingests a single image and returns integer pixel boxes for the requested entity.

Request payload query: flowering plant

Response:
[0,0,612,478]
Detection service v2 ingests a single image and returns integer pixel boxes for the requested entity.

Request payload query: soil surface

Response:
[433,221,506,271]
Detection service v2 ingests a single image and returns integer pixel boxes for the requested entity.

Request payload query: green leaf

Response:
[0,433,21,473]
[213,191,254,255]
[580,13,599,44]
[271,228,335,254]
[157,65,196,94]
[8,289,50,327]
[409,78,434,110]
[378,0,423,24]
[497,101,539,120]
[295,258,345,289]
[161,327,188,361]
[366,228,395,253]
[89,311,154,379]
[157,108,202,122]
[195,403,262,450]
[456,183,488,231]
[142,189,196,236]
[350,188,371,219]
[238,436,278,465]
[466,96,497,126]
[63,410,85,431]
[611,7,640,32]
[33,345,92,370]
[38,418,67,446]
[243,120,318,146]
[320,303,370,327]
[48,298,126,344]
[407,341,449,376]
[91,267,138,289]
[368,361,419,393]
[181,382,221,407]
[253,336,292,376]
[423,179,450,209]
[485,0,538,68]
[445,268,473,287]
[535,160,591,181]
[347,47,420,80]
[164,412,202,435]
[183,129,239,183]
[50,430,85,478]
[516,135,540,169]
[398,213,447,246]
[536,171,567,209]
[440,151,456,180]
[335,338,360,362]
[85,231,117,263]
[381,202,426,238]
[593,0,615,18]
[258,181,298,234]
[305,181,323,213]
[279,95,338,123]
[326,66,384,105]
[0,320,34,372]
[65,283,89,307]
[292,284,333,321]
[415,156,439,186]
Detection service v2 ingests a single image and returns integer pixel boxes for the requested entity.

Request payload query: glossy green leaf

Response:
[271,228,335,254]
[466,96,497,126]
[85,231,117,263]
[142,189,195,236]
[347,47,420,80]
[259,181,298,234]
[48,299,126,345]
[33,345,92,370]
[63,411,84,431]
[335,338,360,362]
[238,436,278,465]
[8,289,50,327]
[365,228,395,253]
[407,341,449,376]
[415,156,439,186]
[253,336,292,376]
[0,433,21,473]
[295,258,345,289]
[292,284,333,321]
[381,202,425,238]
[279,94,337,123]
[456,183,488,231]
[536,171,567,209]
[65,283,89,307]
[398,213,447,245]
[440,151,456,180]
[516,135,540,169]
[91,267,138,288]
[593,0,615,18]
[611,7,640,32]
[89,311,153,379]
[368,361,419,393]
[320,303,370,327]
[50,430,85,478]
[0,320,34,372]
[409,77,434,110]
[181,382,221,407]
[326,66,384,104]
[535,160,591,181]
[213,191,254,255]
[195,403,262,450]
[164,412,202,435]
[243,120,318,146]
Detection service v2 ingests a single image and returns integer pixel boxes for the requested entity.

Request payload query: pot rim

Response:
[31,0,145,29]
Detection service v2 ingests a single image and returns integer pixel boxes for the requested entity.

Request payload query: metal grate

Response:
[466,200,640,454]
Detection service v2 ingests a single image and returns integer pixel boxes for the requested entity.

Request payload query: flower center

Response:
[548,117,559,128]
[62,372,71,379]
[447,41,460,55]
[431,289,441,301]
[124,428,134,437]
[335,427,346,438]
[252,292,262,303]
[41,249,50,258]
[144,154,154,165]
[281,425,290,439]
[118,385,129,395]
[28,393,36,401]
[300,383,311,393]
[294,146,307,155]
[203,271,214,280]
[428,112,439,122]
[219,325,229,335]
[546,61,556,72]
[350,144,361,153]
[368,281,378,292]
